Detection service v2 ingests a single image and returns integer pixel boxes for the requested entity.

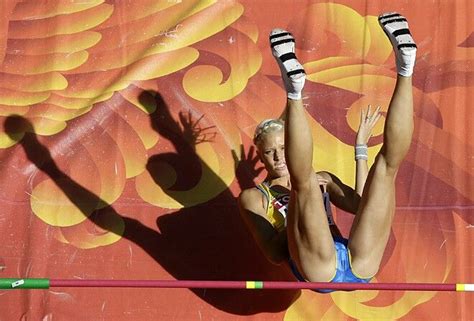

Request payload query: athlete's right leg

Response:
[270,29,335,281]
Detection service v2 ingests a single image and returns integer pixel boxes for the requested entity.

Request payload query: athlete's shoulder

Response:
[239,186,263,203]
[239,186,266,213]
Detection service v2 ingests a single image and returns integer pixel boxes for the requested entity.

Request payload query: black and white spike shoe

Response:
[378,12,417,77]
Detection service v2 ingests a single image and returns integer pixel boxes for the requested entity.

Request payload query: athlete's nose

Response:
[274,149,283,161]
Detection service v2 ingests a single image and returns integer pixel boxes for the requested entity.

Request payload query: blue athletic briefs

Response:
[288,237,372,293]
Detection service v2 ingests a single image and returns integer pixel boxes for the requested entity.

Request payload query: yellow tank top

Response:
[256,182,289,233]
[256,182,337,234]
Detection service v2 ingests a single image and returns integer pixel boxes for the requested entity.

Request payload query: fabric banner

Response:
[0,1,472,320]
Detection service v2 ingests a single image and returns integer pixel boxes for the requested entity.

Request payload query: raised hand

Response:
[356,105,382,145]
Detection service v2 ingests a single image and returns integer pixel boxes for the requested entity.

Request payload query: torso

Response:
[255,180,343,238]
[256,182,289,232]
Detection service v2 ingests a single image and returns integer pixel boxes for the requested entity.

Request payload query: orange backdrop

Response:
[0,1,473,320]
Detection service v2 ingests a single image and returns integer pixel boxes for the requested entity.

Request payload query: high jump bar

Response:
[1,278,473,291]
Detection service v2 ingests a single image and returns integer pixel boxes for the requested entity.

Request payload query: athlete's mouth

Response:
[275,164,287,170]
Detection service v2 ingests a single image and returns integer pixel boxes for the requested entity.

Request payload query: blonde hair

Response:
[253,118,284,144]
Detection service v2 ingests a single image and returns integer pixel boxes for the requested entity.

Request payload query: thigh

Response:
[348,154,397,278]
[286,172,336,282]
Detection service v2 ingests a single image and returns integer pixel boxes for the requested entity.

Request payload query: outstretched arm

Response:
[316,107,381,215]
[355,105,382,195]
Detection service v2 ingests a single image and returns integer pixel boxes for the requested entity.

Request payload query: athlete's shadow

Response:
[3,94,296,315]
[144,92,297,312]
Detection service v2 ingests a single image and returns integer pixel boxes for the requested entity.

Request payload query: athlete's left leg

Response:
[348,12,417,278]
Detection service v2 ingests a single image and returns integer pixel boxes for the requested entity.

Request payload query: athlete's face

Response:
[256,129,289,178]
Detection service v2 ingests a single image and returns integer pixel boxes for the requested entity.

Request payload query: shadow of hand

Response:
[232,144,264,190]
[179,111,216,147]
